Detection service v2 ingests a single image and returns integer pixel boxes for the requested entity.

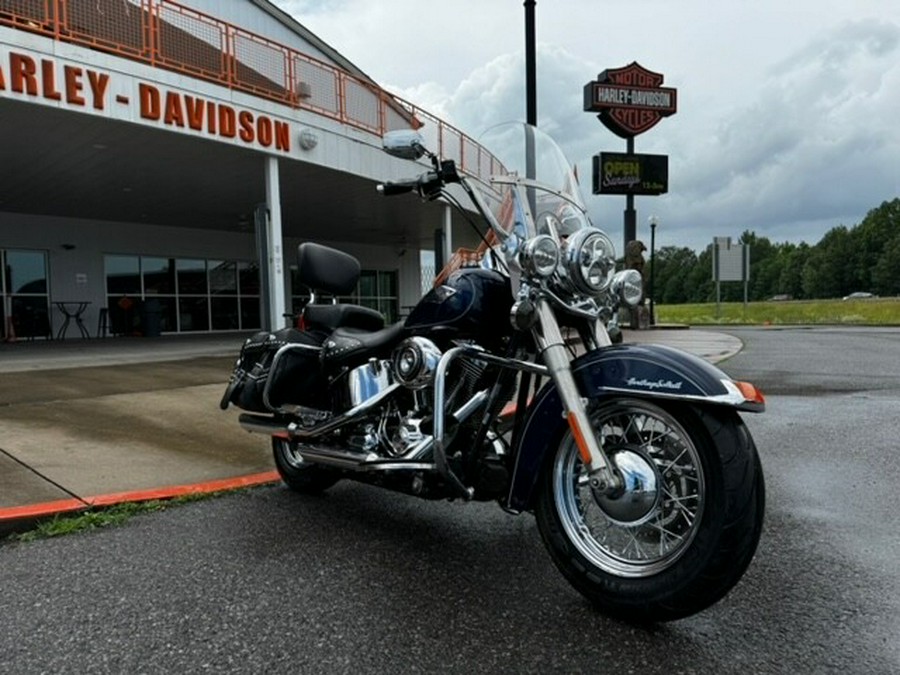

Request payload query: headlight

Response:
[563,228,616,295]
[519,235,560,278]
[610,269,643,307]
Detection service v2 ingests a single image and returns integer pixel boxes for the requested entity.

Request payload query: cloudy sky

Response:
[272,0,900,253]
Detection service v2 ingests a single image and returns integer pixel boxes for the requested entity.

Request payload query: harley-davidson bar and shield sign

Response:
[583,62,677,138]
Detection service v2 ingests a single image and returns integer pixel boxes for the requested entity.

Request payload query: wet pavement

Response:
[0,327,743,533]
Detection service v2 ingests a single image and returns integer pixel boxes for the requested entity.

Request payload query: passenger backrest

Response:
[296,242,360,295]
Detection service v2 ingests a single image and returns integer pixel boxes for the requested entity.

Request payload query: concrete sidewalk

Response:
[0,327,743,534]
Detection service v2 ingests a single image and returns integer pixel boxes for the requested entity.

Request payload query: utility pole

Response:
[525,0,536,125]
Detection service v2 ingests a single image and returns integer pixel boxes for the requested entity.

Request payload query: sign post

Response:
[584,62,677,254]
[712,237,751,318]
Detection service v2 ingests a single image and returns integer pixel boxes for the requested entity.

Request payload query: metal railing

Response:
[0,0,502,178]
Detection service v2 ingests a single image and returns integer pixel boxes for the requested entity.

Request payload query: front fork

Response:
[532,299,623,494]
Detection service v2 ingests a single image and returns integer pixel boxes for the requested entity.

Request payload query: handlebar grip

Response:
[377,181,416,196]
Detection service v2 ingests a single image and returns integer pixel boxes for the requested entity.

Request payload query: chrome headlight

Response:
[563,228,616,295]
[519,235,560,278]
[610,269,643,307]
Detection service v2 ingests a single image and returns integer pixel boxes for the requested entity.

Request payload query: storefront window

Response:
[103,255,260,334]
[209,260,237,294]
[2,249,50,340]
[6,250,47,294]
[177,259,208,295]
[143,257,175,295]
[105,255,141,295]
[289,268,398,324]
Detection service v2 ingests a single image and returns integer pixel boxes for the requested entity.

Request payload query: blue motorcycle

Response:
[222,123,765,622]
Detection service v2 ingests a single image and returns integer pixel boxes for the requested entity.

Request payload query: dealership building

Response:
[0,0,494,341]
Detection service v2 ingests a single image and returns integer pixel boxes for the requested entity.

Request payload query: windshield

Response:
[475,123,590,244]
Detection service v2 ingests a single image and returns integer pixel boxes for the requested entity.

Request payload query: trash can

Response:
[141,298,162,337]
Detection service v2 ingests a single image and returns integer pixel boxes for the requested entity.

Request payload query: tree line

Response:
[644,198,900,303]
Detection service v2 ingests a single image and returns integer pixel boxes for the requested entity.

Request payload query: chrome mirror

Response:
[382,130,428,160]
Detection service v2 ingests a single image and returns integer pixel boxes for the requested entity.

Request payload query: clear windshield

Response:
[475,123,590,244]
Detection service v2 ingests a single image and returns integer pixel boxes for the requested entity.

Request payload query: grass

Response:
[657,297,900,326]
[6,491,222,543]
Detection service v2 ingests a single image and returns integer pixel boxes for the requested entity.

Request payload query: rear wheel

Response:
[535,398,764,622]
[272,437,341,494]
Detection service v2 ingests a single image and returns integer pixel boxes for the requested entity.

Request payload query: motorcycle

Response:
[221,123,766,622]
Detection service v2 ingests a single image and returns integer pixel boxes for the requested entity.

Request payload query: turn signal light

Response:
[734,380,765,405]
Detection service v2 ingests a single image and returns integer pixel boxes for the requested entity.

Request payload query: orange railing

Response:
[0,0,502,179]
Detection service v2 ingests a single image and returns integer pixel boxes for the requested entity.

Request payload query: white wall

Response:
[0,211,422,334]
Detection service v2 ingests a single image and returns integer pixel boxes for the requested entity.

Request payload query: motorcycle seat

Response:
[321,321,406,368]
[304,303,385,333]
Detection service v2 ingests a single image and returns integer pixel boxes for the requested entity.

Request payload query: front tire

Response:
[272,437,341,494]
[535,398,764,622]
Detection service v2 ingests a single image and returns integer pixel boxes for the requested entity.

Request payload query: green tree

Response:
[652,246,698,304]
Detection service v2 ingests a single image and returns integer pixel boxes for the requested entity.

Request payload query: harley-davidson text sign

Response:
[584,62,677,138]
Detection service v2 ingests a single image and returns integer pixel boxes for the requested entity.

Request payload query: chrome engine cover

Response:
[391,337,443,390]
[348,359,393,407]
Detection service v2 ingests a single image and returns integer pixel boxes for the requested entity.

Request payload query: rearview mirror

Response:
[382,130,428,160]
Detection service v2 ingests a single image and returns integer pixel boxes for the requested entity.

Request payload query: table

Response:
[54,301,91,339]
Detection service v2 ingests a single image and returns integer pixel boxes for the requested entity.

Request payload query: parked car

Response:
[842,292,876,300]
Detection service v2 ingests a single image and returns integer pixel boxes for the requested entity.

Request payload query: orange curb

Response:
[0,470,281,524]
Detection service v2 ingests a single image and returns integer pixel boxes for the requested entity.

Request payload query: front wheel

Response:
[535,398,764,623]
[272,437,341,494]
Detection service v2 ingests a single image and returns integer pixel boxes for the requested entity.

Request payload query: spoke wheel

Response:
[554,400,704,577]
[535,398,765,622]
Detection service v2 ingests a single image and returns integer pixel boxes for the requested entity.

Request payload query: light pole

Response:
[649,215,658,326]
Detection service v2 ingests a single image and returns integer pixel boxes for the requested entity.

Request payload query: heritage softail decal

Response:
[625,377,684,391]
[0,49,291,153]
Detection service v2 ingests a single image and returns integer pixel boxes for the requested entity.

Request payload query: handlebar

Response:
[377,160,461,199]
[376,180,418,196]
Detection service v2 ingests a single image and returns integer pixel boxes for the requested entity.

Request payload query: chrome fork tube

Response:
[532,299,621,492]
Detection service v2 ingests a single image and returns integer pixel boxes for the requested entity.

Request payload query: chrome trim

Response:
[294,383,401,439]
[452,389,489,422]
[262,342,323,411]
[349,359,392,407]
[531,298,619,491]
[431,346,550,499]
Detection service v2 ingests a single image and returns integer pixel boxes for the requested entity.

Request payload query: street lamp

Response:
[648,215,658,326]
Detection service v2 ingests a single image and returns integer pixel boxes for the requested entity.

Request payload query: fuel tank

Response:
[405,268,513,345]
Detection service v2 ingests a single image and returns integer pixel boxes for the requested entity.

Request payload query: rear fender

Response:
[506,343,763,512]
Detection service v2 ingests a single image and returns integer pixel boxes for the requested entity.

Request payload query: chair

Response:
[96,307,109,338]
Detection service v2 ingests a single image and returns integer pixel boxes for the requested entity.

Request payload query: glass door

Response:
[2,249,51,340]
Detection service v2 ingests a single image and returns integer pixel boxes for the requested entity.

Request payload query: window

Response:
[1,249,51,340]
[290,267,399,324]
[104,255,261,334]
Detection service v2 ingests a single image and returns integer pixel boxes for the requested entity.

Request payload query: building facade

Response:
[0,0,495,340]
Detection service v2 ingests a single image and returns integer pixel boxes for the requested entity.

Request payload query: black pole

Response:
[650,219,657,325]
[525,0,536,126]
[623,136,636,253]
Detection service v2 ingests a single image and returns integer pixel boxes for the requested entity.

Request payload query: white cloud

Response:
[273,1,900,252]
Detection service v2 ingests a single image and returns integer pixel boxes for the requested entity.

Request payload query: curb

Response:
[0,471,280,536]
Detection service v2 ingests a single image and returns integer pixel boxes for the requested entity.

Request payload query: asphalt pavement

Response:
[0,327,743,534]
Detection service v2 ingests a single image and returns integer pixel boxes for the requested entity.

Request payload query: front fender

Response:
[506,342,763,512]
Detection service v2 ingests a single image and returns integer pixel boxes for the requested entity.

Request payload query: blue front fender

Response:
[505,342,763,512]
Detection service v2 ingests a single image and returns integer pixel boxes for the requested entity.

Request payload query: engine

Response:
[339,337,490,459]
[391,337,442,389]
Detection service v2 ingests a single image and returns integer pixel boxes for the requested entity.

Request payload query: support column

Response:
[443,204,453,264]
[265,156,287,329]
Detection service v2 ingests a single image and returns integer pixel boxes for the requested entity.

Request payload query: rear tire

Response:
[535,398,764,623]
[272,437,341,494]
